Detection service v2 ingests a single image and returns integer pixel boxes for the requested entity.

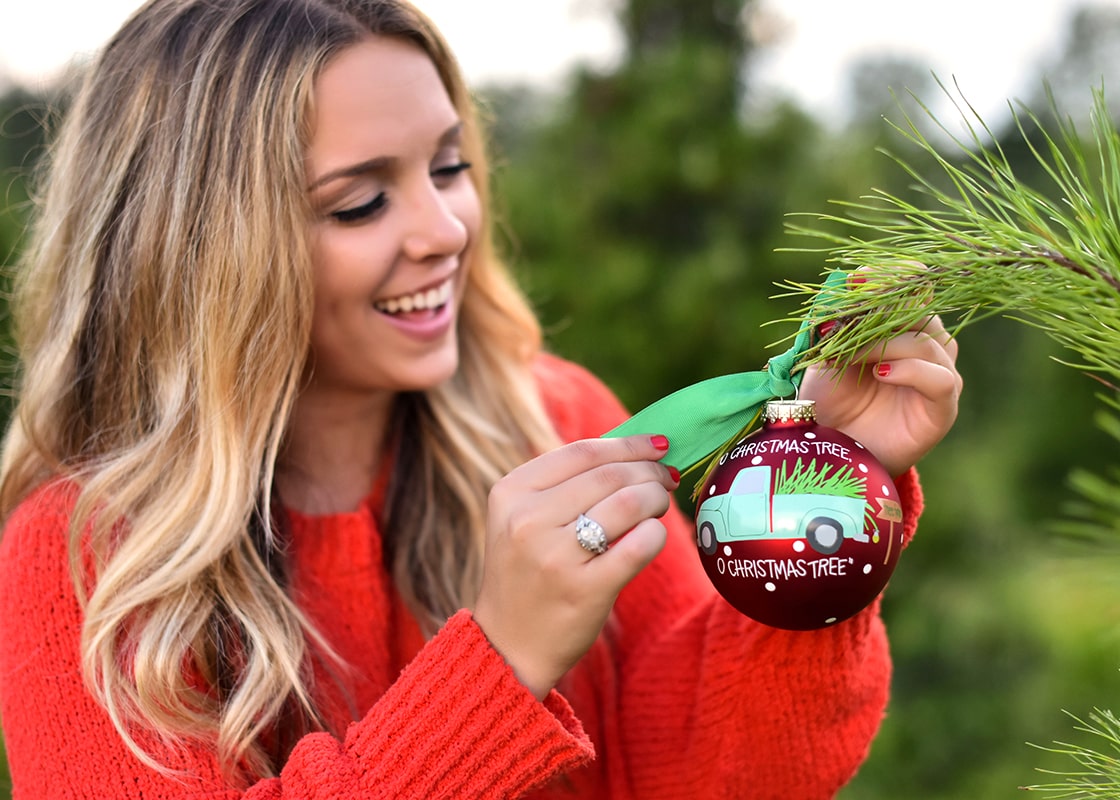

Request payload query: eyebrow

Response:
[309,155,393,191]
[308,121,464,191]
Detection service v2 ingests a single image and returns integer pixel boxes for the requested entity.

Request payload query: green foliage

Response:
[774,457,864,498]
[0,86,53,257]
[0,85,59,425]
[489,1,832,413]
[1055,394,1120,545]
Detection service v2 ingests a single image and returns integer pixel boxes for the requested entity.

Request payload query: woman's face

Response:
[304,36,480,398]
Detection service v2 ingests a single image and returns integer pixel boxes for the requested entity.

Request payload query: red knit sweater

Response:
[0,353,922,799]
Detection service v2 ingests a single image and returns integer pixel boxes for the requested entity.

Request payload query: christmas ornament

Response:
[601,270,905,629]
[694,399,903,630]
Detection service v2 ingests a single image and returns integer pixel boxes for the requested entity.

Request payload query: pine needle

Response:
[1023,709,1120,797]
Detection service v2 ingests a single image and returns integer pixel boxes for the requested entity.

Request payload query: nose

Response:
[401,178,470,263]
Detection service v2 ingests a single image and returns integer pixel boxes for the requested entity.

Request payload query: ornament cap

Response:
[763,399,817,424]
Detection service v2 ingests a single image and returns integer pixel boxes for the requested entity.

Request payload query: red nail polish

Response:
[877,363,892,377]
[849,274,867,286]
[817,320,838,339]
[668,466,681,483]
[651,434,670,451]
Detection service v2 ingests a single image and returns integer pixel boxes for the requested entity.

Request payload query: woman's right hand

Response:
[471,434,680,699]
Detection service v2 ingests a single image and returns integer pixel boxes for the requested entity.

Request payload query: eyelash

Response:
[332,194,387,224]
[433,161,472,181]
[330,161,473,224]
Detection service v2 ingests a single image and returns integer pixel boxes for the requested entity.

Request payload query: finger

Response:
[874,357,963,408]
[875,329,958,375]
[816,265,937,348]
[847,262,933,312]
[904,314,960,360]
[906,312,948,340]
[558,459,680,520]
[509,434,671,492]
[571,477,674,551]
[827,314,945,366]
[584,518,667,588]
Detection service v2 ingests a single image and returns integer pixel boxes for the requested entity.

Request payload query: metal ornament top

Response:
[763,399,817,424]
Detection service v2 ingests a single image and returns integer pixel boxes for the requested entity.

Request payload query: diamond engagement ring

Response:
[575,513,608,555]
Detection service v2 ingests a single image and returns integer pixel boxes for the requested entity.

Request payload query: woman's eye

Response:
[331,193,387,224]
[431,161,472,183]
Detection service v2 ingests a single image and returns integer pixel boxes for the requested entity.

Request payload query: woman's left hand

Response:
[798,312,963,478]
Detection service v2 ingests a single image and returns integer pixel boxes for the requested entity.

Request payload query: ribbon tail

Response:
[601,270,848,475]
[603,372,777,471]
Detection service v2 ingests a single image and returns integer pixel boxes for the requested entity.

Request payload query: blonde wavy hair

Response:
[0,0,560,782]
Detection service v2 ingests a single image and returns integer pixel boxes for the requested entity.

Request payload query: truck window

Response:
[730,466,770,496]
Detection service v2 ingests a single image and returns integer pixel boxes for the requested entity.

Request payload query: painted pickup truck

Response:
[696,464,869,556]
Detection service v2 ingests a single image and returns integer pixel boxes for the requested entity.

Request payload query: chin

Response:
[396,347,461,392]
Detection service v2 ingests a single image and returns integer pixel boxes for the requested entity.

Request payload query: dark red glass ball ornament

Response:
[694,399,904,630]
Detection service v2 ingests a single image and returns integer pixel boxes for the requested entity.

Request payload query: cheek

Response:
[455,192,484,293]
[455,182,484,247]
[310,227,392,300]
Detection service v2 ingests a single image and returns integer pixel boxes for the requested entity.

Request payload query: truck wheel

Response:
[806,516,843,555]
[698,521,719,555]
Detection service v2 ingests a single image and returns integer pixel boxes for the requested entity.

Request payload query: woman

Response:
[0,0,962,797]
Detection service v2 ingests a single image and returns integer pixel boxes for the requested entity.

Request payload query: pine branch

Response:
[775,78,1120,392]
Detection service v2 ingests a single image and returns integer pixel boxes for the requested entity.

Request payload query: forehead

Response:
[307,36,457,178]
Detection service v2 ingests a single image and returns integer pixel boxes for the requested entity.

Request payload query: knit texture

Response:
[0,352,923,799]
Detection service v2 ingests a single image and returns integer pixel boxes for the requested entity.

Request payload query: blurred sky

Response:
[2,0,1118,124]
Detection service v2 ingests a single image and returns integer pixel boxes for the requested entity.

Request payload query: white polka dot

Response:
[708,485,716,495]
[804,432,817,439]
[863,564,873,574]
[751,455,763,465]
[881,484,892,496]
[723,545,733,556]
[792,540,806,553]
[858,463,868,473]
[825,617,838,624]
[765,582,777,592]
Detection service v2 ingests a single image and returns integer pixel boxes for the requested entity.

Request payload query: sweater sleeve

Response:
[535,353,921,800]
[0,484,593,800]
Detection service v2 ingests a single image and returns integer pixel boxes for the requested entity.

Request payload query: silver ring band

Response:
[575,513,608,555]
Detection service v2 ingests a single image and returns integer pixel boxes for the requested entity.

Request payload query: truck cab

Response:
[696,465,868,556]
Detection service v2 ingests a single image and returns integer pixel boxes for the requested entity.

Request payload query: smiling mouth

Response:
[373,276,454,316]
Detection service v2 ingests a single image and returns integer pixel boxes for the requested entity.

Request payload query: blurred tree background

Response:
[2,1,1120,797]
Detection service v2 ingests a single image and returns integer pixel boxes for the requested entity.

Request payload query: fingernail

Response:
[848,274,867,286]
[817,320,838,339]
[877,363,892,377]
[651,434,670,451]
[667,465,681,483]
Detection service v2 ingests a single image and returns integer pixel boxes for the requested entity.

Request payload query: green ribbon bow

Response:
[603,270,847,475]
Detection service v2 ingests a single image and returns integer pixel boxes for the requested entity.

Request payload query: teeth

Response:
[375,278,453,315]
